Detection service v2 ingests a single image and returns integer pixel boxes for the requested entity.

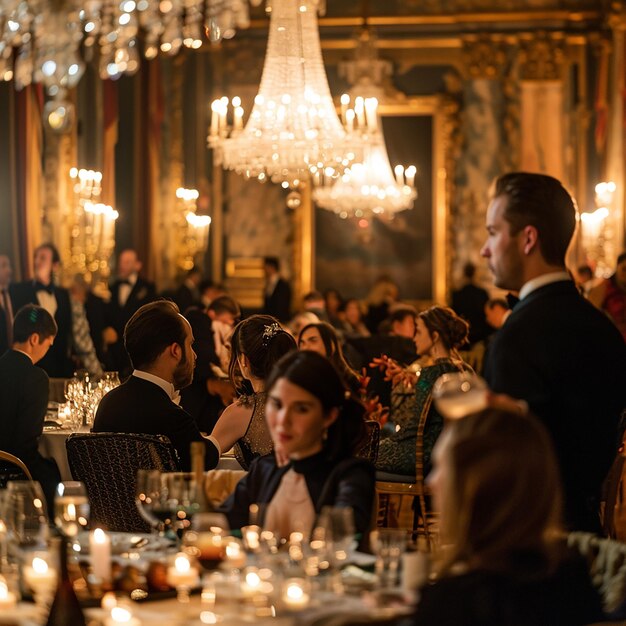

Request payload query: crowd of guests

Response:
[1,171,626,624]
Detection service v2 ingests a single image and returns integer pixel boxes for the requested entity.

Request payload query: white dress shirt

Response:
[119,273,137,308]
[518,271,572,301]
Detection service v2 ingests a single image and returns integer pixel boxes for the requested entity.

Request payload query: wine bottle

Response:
[191,441,214,513]
[45,537,86,626]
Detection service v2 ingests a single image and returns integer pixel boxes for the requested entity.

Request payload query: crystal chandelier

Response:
[208,0,366,189]
[0,0,255,128]
[175,187,211,271]
[312,96,416,219]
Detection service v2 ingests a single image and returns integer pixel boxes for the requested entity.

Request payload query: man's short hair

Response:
[13,304,57,343]
[303,290,323,304]
[492,172,576,266]
[124,300,187,370]
[264,256,280,271]
[486,298,509,311]
[208,295,241,318]
[35,243,61,265]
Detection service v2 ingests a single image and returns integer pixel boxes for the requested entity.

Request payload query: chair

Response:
[355,420,381,464]
[600,442,626,539]
[0,450,33,488]
[375,395,438,546]
[66,432,180,533]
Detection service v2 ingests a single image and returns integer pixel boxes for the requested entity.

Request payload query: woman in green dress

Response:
[376,306,471,477]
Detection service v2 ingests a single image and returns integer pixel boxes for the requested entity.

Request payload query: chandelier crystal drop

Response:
[312,96,417,219]
[209,0,366,189]
[0,0,254,94]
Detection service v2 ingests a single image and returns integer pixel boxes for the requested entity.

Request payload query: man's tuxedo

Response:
[105,277,156,375]
[93,375,219,471]
[10,281,74,377]
[0,300,11,355]
[263,277,291,322]
[484,280,626,532]
[0,350,61,510]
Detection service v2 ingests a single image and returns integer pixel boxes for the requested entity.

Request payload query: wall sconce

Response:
[68,168,118,291]
[175,187,211,271]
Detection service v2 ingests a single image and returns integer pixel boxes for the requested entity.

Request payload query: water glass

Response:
[1,482,49,556]
[54,481,90,538]
[432,371,488,419]
[370,529,408,588]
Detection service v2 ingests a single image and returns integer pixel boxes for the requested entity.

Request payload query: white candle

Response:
[241,567,262,597]
[282,578,310,610]
[0,578,16,610]
[234,106,244,131]
[210,100,219,137]
[394,164,405,186]
[23,557,57,595]
[354,97,365,128]
[90,528,111,582]
[364,97,378,131]
[345,109,355,133]
[340,93,350,123]
[105,605,142,626]
[166,553,199,589]
[405,165,416,188]
[224,539,246,569]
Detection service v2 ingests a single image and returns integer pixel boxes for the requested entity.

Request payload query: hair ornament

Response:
[262,322,282,347]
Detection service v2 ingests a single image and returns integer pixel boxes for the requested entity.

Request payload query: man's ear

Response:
[29,332,40,347]
[170,342,182,360]
[521,225,539,256]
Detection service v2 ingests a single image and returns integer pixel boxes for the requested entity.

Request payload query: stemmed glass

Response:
[135,469,166,536]
[432,371,488,420]
[370,529,408,589]
[54,482,90,540]
[183,513,229,584]
[1,481,49,557]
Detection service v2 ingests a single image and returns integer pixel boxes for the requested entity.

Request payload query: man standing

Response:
[0,305,61,510]
[0,254,14,355]
[10,244,73,377]
[105,249,156,376]
[481,172,626,532]
[262,257,291,322]
[94,300,220,471]
[450,261,490,345]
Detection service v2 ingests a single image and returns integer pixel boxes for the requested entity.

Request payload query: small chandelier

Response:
[0,0,254,126]
[208,0,366,189]
[312,96,417,219]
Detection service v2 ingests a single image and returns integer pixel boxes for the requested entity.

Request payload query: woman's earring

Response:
[322,428,328,441]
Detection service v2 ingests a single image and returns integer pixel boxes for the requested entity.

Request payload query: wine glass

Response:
[370,529,408,589]
[1,482,49,558]
[183,512,229,583]
[54,482,90,539]
[432,371,488,420]
[162,472,202,536]
[314,507,355,593]
[135,469,166,535]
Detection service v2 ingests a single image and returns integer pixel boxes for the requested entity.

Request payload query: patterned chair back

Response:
[66,432,180,533]
[356,420,381,464]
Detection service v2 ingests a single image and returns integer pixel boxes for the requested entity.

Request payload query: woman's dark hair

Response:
[297,322,360,392]
[228,314,297,395]
[13,304,57,343]
[418,306,469,351]
[266,350,366,461]
[124,299,187,369]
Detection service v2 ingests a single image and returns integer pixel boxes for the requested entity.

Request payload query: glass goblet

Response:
[432,371,488,420]
[54,481,90,539]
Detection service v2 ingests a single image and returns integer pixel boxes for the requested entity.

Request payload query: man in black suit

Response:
[481,172,626,533]
[173,266,202,315]
[450,261,490,345]
[262,257,291,322]
[181,296,239,433]
[0,305,61,511]
[93,300,220,471]
[105,249,156,377]
[0,254,14,356]
[10,243,74,377]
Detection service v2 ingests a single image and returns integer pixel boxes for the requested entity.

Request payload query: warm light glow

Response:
[93,528,107,544]
[581,207,609,224]
[175,554,191,573]
[186,213,211,228]
[32,557,49,574]
[110,606,133,623]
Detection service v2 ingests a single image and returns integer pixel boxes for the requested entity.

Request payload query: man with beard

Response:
[93,300,220,470]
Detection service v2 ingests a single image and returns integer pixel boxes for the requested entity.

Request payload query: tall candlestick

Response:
[394,164,405,186]
[364,98,378,131]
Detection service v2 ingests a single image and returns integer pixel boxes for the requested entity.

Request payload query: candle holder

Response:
[22,553,58,616]
[166,553,199,604]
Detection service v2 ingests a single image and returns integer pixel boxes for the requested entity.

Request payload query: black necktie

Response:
[1,289,13,345]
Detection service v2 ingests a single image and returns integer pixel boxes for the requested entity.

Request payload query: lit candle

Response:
[340,93,350,123]
[224,539,246,569]
[23,556,57,595]
[242,525,260,552]
[354,97,365,128]
[101,591,117,611]
[364,97,378,131]
[405,165,416,188]
[345,109,355,133]
[90,528,111,582]
[394,164,405,186]
[282,578,310,610]
[0,577,16,610]
[166,553,199,591]
[234,106,244,131]
[210,100,220,137]
[105,605,142,626]
[241,567,262,597]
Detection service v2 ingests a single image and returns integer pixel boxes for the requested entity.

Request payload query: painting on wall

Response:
[315,101,444,304]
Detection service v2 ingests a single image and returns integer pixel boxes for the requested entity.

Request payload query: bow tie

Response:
[506,293,520,310]
[34,282,54,294]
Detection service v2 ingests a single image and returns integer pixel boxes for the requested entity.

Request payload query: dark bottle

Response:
[45,537,86,626]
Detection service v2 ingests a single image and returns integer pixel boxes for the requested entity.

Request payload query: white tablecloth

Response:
[38,429,242,482]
